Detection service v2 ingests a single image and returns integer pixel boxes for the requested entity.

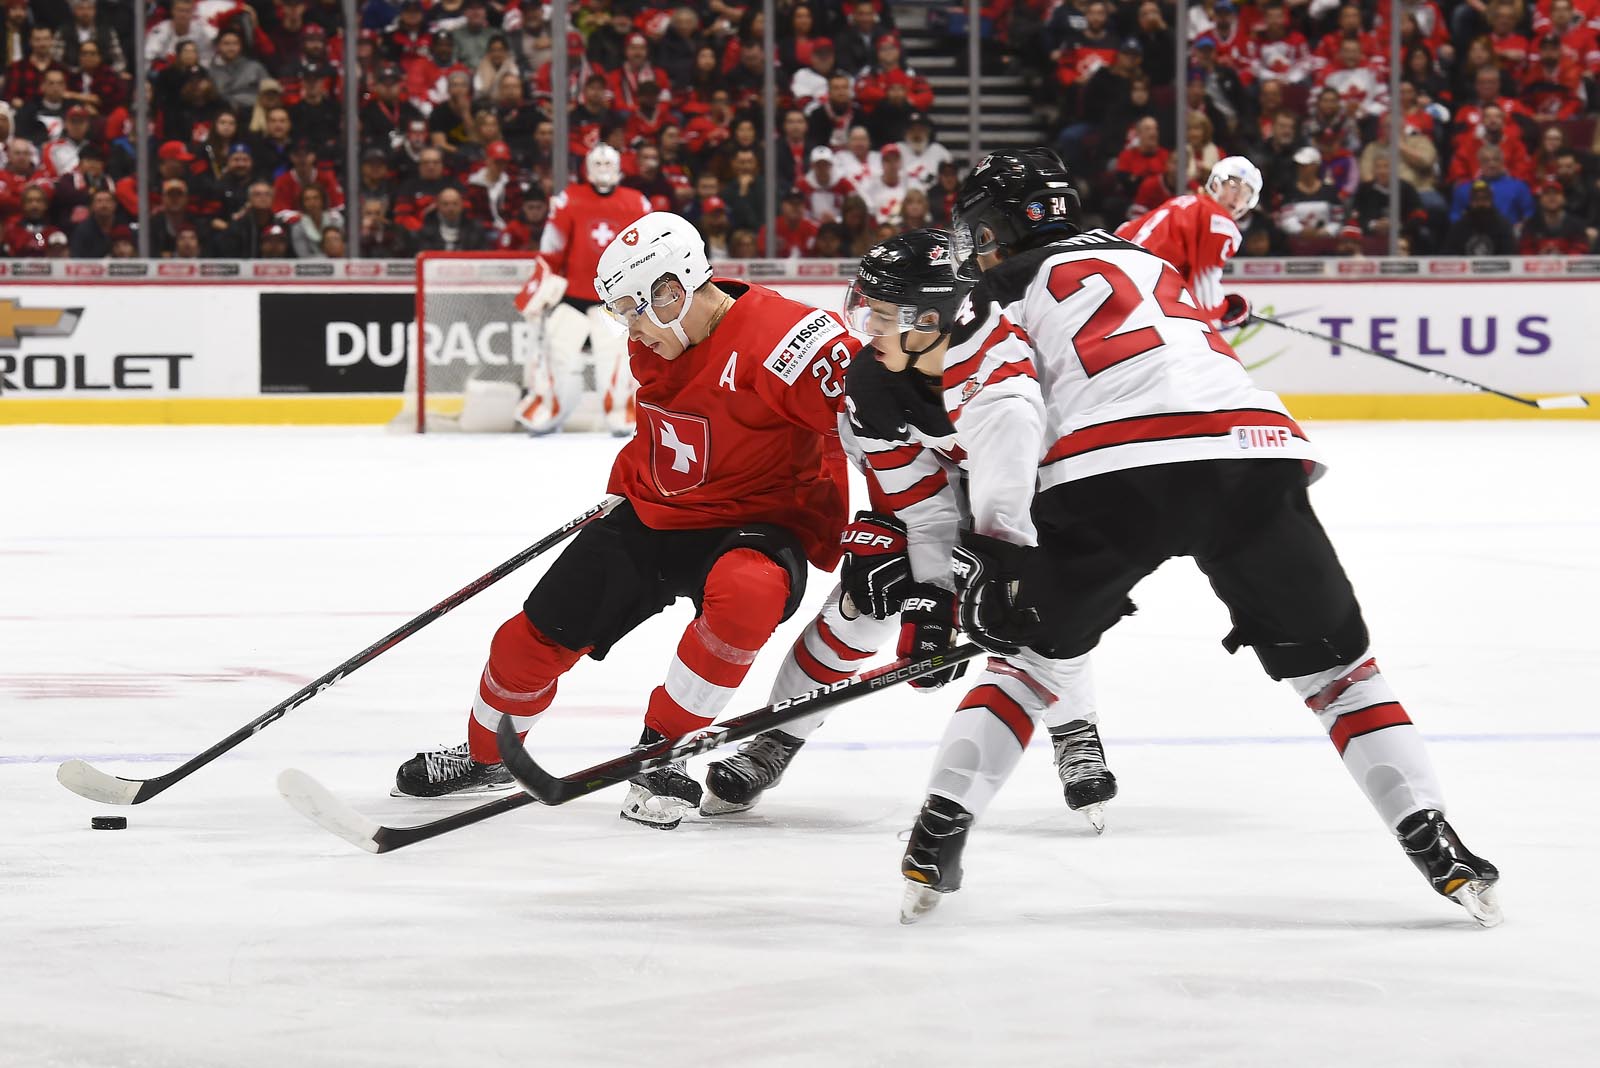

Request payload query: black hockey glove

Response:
[839,512,912,619]
[1218,292,1252,329]
[954,534,1043,656]
[896,584,969,691]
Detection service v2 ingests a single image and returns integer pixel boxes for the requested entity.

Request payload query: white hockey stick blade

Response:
[1535,395,1589,410]
[277,769,383,853]
[56,759,143,805]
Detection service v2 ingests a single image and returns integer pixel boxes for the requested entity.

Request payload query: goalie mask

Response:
[586,144,622,194]
[594,210,714,349]
[843,228,974,364]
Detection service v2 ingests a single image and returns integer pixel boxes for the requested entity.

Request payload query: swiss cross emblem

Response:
[621,227,639,246]
[637,402,710,496]
[591,221,616,246]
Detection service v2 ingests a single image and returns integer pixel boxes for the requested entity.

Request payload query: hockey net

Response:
[397,251,603,433]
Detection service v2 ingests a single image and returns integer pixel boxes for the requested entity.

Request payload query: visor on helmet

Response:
[603,275,682,325]
[843,280,940,338]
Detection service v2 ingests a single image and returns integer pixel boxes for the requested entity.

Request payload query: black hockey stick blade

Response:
[497,643,985,806]
[277,769,534,854]
[57,495,624,806]
[1250,314,1589,411]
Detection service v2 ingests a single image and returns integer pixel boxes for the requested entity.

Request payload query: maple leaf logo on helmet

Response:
[621,227,640,246]
[927,243,952,265]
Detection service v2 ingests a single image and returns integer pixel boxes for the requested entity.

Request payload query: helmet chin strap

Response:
[900,327,949,368]
[647,284,696,349]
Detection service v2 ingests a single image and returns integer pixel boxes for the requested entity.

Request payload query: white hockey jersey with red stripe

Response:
[972,229,1321,494]
[842,300,1045,583]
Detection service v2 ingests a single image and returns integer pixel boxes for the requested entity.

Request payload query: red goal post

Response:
[407,250,544,433]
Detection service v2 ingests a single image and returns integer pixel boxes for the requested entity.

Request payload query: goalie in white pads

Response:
[700,229,1120,834]
[515,144,651,435]
[893,148,1499,926]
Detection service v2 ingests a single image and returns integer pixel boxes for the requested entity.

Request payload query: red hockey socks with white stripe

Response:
[1292,654,1446,829]
[644,549,791,740]
[466,614,587,764]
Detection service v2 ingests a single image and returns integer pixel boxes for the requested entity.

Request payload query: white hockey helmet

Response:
[1205,156,1262,219]
[594,211,714,347]
[586,143,622,194]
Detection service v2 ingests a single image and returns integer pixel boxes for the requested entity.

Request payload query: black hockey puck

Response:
[91,815,128,830]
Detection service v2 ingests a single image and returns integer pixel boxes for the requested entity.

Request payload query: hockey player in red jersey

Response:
[701,230,1119,834]
[902,149,1500,925]
[1114,155,1262,330]
[514,144,652,436]
[395,211,861,830]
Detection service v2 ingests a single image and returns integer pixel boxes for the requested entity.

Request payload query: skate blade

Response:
[1449,880,1503,928]
[899,879,946,925]
[620,785,690,830]
[1079,802,1106,834]
[698,792,754,816]
[388,780,516,799]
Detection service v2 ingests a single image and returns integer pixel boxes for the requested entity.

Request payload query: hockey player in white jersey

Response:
[896,148,1500,925]
[699,230,1119,832]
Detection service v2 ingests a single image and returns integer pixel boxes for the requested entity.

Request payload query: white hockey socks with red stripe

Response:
[1293,653,1446,829]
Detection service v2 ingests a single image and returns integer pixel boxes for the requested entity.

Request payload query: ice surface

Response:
[3,424,1598,1068]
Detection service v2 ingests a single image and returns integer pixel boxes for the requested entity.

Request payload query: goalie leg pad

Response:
[459,378,522,433]
[467,614,587,763]
[587,305,635,435]
[517,302,591,434]
[645,548,792,739]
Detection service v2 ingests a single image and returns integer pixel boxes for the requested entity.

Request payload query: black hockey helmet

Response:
[952,148,1081,261]
[843,227,974,360]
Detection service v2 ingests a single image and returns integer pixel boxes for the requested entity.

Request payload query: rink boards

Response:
[1,256,1598,422]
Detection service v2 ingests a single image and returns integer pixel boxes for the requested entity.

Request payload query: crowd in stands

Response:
[0,0,1596,259]
[1018,0,1600,255]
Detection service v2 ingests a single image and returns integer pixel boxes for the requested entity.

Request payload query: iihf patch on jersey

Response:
[764,311,837,385]
[1234,425,1295,450]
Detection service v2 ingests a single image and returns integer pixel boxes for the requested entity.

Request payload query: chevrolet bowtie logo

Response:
[0,299,83,348]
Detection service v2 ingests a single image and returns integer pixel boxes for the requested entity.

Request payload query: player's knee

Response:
[1226,608,1370,681]
[702,548,791,645]
[490,613,585,693]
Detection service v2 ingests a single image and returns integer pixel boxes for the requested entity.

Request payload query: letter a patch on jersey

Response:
[638,401,711,496]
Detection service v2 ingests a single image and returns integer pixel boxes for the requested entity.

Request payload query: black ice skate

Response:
[392,742,514,798]
[700,730,806,815]
[1051,720,1118,834]
[899,794,975,924]
[1396,809,1502,927]
[620,727,704,830]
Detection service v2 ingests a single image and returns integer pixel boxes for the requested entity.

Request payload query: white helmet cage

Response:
[1205,156,1263,217]
[594,211,715,348]
[586,143,622,193]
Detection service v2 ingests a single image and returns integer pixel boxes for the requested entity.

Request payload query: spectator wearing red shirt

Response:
[1208,1,1256,81]
[1487,2,1532,71]
[1449,103,1533,184]
[1313,6,1383,77]
[761,191,820,257]
[1116,116,1170,192]
[534,32,604,105]
[1541,0,1600,65]
[1518,179,1594,253]
[1454,65,1528,131]
[1520,34,1584,120]
[1532,0,1600,35]
[683,87,736,161]
[622,82,676,146]
[393,145,460,231]
[8,25,66,109]
[567,73,624,160]
[64,38,126,114]
[3,183,55,254]
[464,139,522,235]
[1318,37,1388,118]
[272,139,345,213]
[855,34,933,113]
[607,32,671,110]
[388,1,435,82]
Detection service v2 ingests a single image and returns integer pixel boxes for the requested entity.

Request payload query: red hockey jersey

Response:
[539,183,653,302]
[1115,194,1242,323]
[607,281,858,570]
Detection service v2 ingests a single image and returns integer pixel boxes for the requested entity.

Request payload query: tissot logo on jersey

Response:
[764,311,838,385]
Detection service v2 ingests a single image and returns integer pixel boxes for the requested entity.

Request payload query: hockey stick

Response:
[56,495,625,806]
[497,643,986,806]
[1251,313,1589,411]
[274,643,984,854]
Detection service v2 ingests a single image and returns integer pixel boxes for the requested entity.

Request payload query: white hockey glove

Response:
[513,259,568,322]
